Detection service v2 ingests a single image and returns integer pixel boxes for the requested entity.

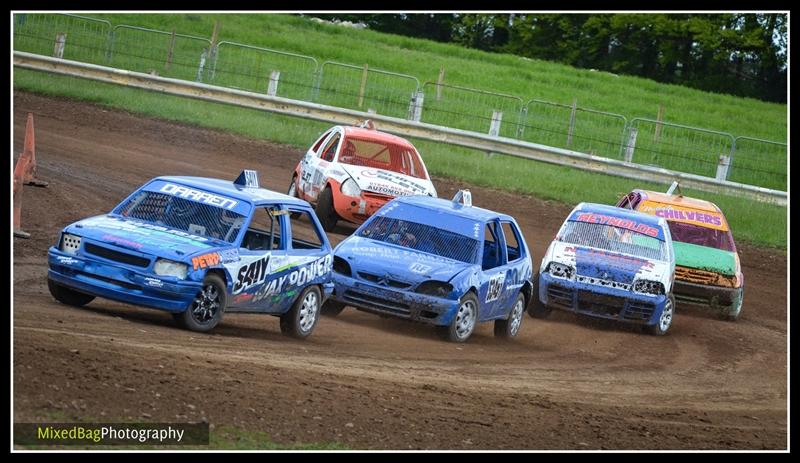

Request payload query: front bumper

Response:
[330,272,460,326]
[539,272,668,326]
[332,191,391,224]
[48,248,202,312]
[673,280,742,311]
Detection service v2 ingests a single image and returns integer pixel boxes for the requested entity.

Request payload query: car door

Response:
[477,221,511,321]
[228,204,289,312]
[300,129,341,202]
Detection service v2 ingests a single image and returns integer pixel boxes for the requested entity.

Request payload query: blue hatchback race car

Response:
[321,190,534,343]
[47,170,333,338]
[529,203,676,335]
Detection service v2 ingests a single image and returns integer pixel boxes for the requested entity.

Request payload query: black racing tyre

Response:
[48,278,95,307]
[647,294,675,336]
[320,299,346,317]
[526,272,552,318]
[287,176,302,219]
[721,288,744,322]
[314,186,339,232]
[441,292,479,343]
[280,285,322,339]
[178,274,226,333]
[494,293,525,339]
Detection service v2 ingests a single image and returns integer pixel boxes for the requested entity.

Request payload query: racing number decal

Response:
[486,274,506,303]
[233,255,271,295]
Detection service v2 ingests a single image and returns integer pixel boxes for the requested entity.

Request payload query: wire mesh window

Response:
[116,191,246,243]
[560,221,668,261]
[340,137,428,179]
[359,216,479,264]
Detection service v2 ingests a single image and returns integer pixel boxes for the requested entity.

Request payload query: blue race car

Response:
[47,170,333,337]
[529,203,676,335]
[321,190,534,343]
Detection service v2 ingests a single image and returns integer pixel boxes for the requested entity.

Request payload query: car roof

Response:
[573,202,666,229]
[393,195,513,223]
[634,190,721,213]
[341,126,416,147]
[155,176,309,207]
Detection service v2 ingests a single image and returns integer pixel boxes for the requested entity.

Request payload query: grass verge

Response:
[13,68,787,249]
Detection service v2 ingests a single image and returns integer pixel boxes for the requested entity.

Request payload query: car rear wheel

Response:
[48,278,95,307]
[280,285,321,339]
[647,295,674,336]
[494,293,525,338]
[315,186,339,232]
[441,292,478,343]
[321,299,346,317]
[178,274,226,333]
[527,272,552,318]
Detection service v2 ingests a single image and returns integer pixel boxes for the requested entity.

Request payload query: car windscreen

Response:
[358,216,479,264]
[667,221,736,252]
[115,190,247,243]
[338,137,427,180]
[560,221,668,261]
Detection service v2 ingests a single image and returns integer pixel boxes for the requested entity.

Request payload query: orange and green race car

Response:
[616,183,743,321]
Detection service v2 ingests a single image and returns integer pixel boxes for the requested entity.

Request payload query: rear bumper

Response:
[539,272,668,326]
[48,248,201,312]
[330,272,460,325]
[673,280,742,310]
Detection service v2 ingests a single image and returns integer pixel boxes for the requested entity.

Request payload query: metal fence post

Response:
[715,155,731,181]
[408,90,424,122]
[196,48,207,82]
[53,32,66,58]
[624,127,638,163]
[516,105,527,140]
[267,70,280,96]
[489,111,503,137]
[566,98,577,148]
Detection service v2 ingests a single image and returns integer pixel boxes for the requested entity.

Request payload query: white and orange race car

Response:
[288,121,437,231]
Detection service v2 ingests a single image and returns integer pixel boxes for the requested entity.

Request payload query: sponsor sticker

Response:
[56,256,80,265]
[409,263,432,274]
[159,183,238,210]
[574,212,661,238]
[192,252,220,270]
[637,201,728,231]
[144,277,164,288]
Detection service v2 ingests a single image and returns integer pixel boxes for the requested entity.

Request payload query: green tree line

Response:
[310,13,787,103]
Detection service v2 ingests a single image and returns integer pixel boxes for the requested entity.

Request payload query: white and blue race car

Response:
[47,170,333,337]
[529,203,676,335]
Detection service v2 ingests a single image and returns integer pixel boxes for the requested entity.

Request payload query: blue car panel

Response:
[47,171,333,336]
[328,190,534,342]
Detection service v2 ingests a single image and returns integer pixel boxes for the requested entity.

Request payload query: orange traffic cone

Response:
[13,113,47,239]
[20,113,48,187]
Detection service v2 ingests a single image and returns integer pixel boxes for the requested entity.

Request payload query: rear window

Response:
[359,216,479,264]
[339,137,427,179]
[560,221,669,261]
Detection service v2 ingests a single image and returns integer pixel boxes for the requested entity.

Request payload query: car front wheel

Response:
[178,274,226,333]
[48,278,95,307]
[647,295,674,336]
[527,273,552,318]
[441,292,479,343]
[315,186,339,232]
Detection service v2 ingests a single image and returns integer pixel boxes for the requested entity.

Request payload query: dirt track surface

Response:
[13,92,787,450]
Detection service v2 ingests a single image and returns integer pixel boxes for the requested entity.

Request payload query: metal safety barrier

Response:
[13,52,786,206]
